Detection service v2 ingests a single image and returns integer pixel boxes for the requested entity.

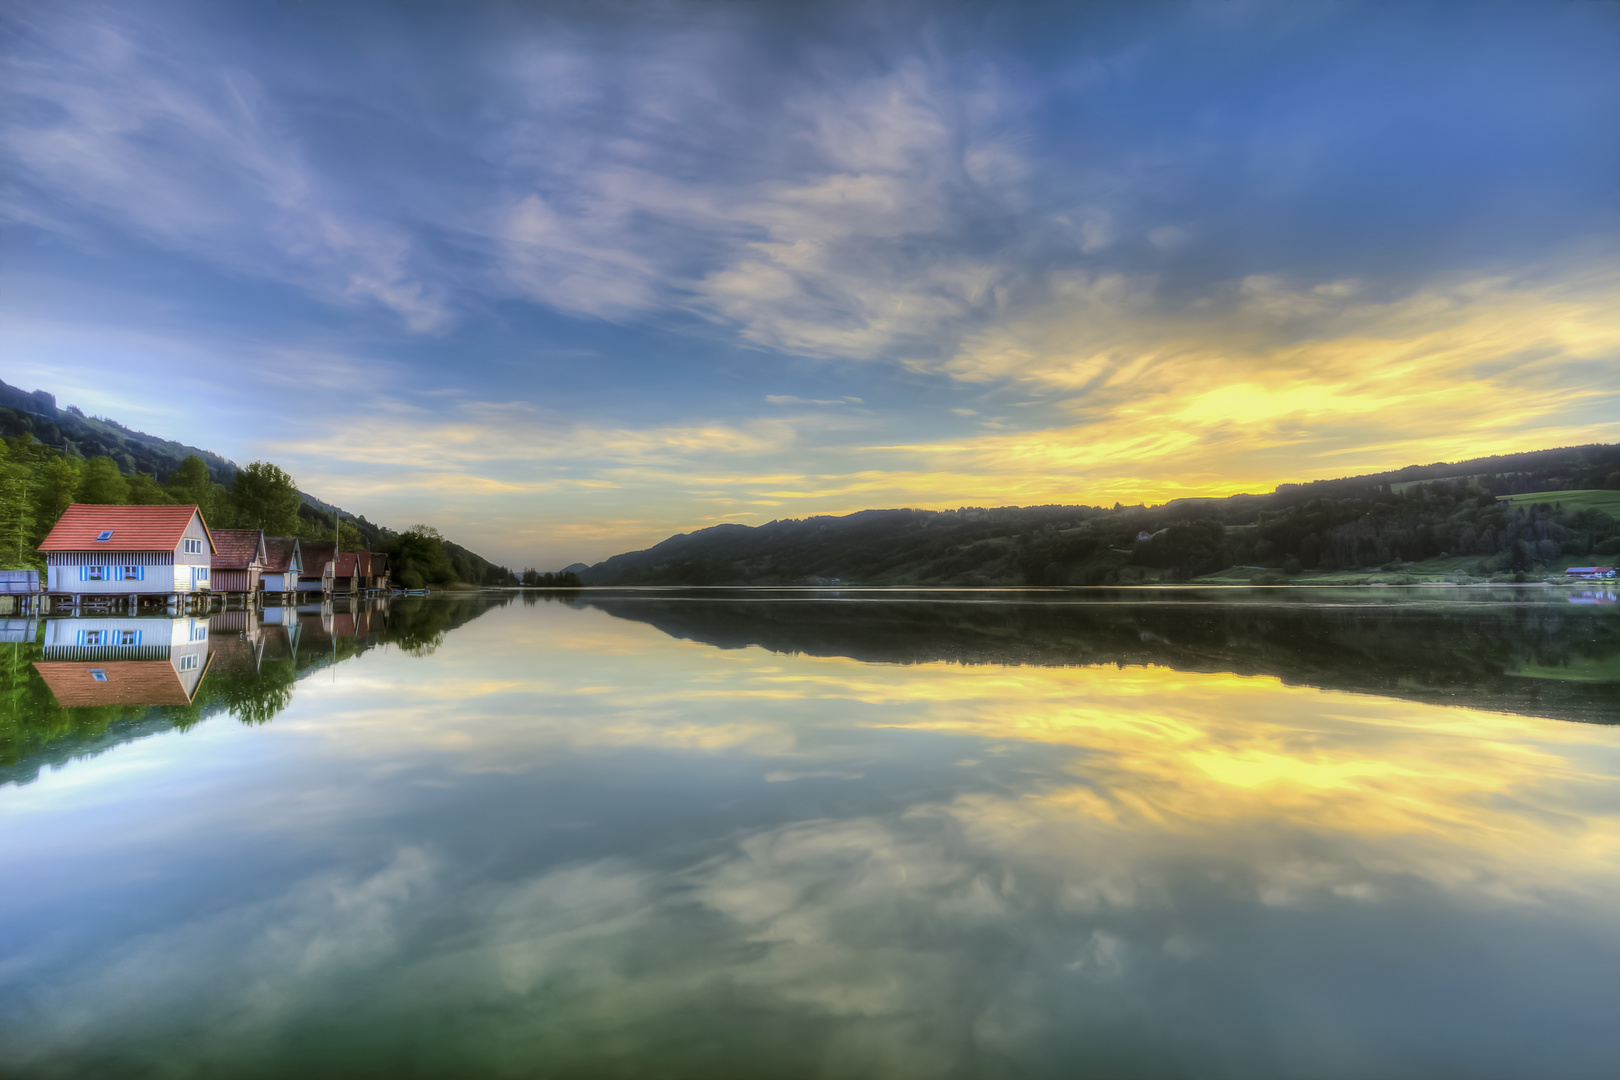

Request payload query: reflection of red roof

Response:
[210,528,266,570]
[210,610,253,632]
[34,660,206,706]
[263,537,300,573]
[39,505,211,553]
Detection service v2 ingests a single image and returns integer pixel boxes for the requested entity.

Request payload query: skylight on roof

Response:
[95,530,114,541]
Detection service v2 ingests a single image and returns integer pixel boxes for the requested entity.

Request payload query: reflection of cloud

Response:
[3,847,439,1064]
[7,610,1620,1074]
[309,613,1620,903]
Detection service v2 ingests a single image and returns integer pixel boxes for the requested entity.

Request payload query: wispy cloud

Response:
[1,4,447,330]
[765,395,862,407]
[2,1,1616,566]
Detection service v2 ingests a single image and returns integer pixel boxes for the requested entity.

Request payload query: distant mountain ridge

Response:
[579,443,1620,586]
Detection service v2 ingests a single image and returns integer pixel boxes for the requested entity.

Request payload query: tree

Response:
[35,457,80,526]
[166,455,226,524]
[125,472,172,505]
[386,524,455,588]
[230,461,302,535]
[0,443,35,568]
[79,456,129,504]
[338,520,366,552]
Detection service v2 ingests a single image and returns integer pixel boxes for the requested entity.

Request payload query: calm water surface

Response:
[2,588,1618,1078]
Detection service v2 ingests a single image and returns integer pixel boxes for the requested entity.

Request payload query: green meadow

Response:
[1500,489,1620,516]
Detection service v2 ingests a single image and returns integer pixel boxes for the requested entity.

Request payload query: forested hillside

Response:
[581,444,1620,586]
[0,380,511,586]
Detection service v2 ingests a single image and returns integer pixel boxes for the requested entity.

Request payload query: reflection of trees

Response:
[2,593,513,785]
[584,593,1620,725]
[1,636,206,784]
[378,593,514,656]
[205,659,297,726]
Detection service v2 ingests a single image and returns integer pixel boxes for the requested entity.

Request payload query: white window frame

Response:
[177,654,199,672]
[89,668,108,681]
[183,538,204,555]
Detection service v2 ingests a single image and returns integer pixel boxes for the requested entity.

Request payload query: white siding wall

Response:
[173,564,210,592]
[177,513,212,566]
[48,564,202,594]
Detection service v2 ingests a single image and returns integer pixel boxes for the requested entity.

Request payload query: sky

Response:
[2,0,1618,569]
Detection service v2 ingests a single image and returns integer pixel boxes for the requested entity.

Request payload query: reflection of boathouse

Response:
[33,616,213,706]
[208,609,266,674]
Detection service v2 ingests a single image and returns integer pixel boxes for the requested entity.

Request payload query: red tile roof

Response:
[262,537,301,573]
[33,659,206,706]
[38,504,212,553]
[210,528,266,570]
[332,553,360,577]
[300,542,335,577]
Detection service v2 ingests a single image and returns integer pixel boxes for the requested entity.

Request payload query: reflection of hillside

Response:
[580,592,1620,725]
[1,594,512,786]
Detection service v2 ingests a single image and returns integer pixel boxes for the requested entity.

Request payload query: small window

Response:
[79,629,106,646]
[82,565,106,581]
[122,566,143,581]
[190,624,208,641]
[177,654,198,672]
[183,538,204,555]
[89,669,108,681]
[118,630,141,646]
[96,530,113,541]
[196,567,209,581]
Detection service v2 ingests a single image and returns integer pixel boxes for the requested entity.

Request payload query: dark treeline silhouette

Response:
[517,569,584,588]
[578,444,1620,585]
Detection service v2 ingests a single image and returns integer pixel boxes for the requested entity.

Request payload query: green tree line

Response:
[583,474,1620,587]
[0,434,513,586]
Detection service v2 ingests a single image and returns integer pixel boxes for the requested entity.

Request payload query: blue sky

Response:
[3,0,1618,567]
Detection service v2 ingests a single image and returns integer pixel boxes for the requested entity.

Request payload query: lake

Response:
[2,588,1618,1078]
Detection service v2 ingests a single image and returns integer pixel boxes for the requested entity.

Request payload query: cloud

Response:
[1,5,447,330]
[765,395,863,406]
[475,27,1040,360]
